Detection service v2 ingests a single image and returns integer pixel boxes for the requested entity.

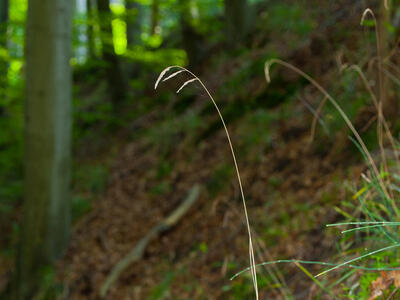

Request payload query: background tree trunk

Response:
[97,0,126,106]
[86,0,97,59]
[0,0,9,114]
[126,0,142,47]
[179,0,204,69]
[0,0,8,52]
[224,0,249,48]
[151,0,159,35]
[16,0,72,298]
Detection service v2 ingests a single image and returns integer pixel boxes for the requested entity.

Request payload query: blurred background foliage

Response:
[2,0,400,299]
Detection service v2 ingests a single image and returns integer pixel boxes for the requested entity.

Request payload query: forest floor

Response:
[0,1,395,299]
[58,97,365,299]
[57,2,381,299]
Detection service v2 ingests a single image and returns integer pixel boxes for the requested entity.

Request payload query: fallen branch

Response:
[100,184,201,297]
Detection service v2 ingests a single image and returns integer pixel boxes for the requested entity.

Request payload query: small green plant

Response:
[74,164,109,194]
[150,271,176,300]
[150,181,172,196]
[207,163,234,197]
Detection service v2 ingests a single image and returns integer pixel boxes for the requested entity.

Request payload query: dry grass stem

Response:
[264,59,396,216]
[155,66,259,300]
[309,96,328,144]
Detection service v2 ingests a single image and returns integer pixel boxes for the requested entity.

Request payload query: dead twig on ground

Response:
[100,184,201,297]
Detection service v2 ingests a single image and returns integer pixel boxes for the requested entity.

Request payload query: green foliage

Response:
[197,242,208,253]
[73,85,114,140]
[331,155,400,297]
[207,163,234,197]
[224,274,277,300]
[71,163,108,221]
[1,0,399,298]
[8,0,27,58]
[71,195,92,222]
[125,46,187,67]
[146,111,205,154]
[150,271,176,300]
[74,164,109,194]
[324,72,368,130]
[110,3,127,54]
[33,265,64,300]
[0,76,24,215]
[237,109,279,160]
[156,160,173,179]
[261,2,315,48]
[151,181,172,196]
[356,272,379,299]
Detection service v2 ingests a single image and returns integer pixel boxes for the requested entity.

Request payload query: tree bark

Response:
[86,0,96,58]
[0,0,8,49]
[224,0,249,48]
[151,0,159,35]
[0,0,9,113]
[16,0,72,298]
[179,0,204,69]
[97,0,126,106]
[126,0,142,47]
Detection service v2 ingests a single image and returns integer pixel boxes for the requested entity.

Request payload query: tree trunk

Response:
[0,0,9,114]
[126,0,142,47]
[224,0,249,48]
[179,0,204,69]
[0,0,8,50]
[97,0,126,106]
[16,0,72,298]
[151,0,159,35]
[86,0,96,58]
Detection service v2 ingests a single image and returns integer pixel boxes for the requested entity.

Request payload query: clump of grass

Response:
[231,7,400,297]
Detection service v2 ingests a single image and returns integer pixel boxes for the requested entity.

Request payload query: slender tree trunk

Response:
[0,0,8,51]
[224,0,249,48]
[0,0,9,113]
[16,0,72,298]
[86,0,96,58]
[151,0,159,35]
[179,0,203,69]
[97,0,126,106]
[126,0,142,47]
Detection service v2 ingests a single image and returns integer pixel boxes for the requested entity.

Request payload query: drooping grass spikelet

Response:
[154,66,174,90]
[162,70,185,82]
[360,8,374,26]
[176,78,198,94]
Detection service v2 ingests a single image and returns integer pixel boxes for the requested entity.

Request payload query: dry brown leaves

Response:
[368,271,400,300]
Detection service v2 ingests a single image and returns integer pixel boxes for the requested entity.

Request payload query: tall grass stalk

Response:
[294,261,337,299]
[231,259,400,281]
[263,57,400,284]
[264,58,393,210]
[155,66,259,299]
[361,8,390,191]
[343,65,399,170]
